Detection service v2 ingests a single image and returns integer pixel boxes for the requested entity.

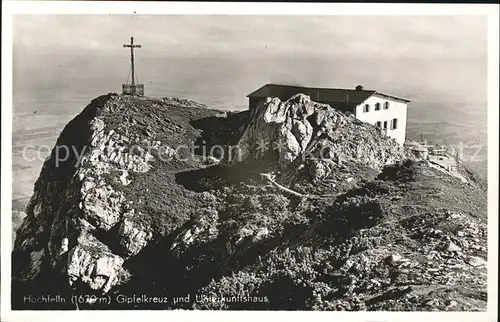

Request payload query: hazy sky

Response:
[14,15,486,59]
[13,15,488,113]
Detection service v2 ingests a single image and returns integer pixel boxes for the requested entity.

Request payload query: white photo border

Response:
[1,2,498,322]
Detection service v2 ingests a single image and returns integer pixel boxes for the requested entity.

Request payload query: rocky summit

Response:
[12,93,487,310]
[234,94,405,170]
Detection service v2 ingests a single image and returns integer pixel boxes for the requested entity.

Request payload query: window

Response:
[375,121,381,128]
[384,102,389,109]
[363,104,370,112]
[375,103,381,111]
[383,121,388,129]
[391,118,398,130]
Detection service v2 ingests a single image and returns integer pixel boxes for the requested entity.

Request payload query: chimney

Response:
[355,85,364,91]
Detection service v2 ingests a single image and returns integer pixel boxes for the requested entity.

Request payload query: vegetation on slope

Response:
[132,160,486,311]
[12,94,488,311]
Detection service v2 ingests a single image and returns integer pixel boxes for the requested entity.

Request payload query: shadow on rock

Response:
[175,158,277,192]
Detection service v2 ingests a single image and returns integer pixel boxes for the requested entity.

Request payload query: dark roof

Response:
[247,84,410,104]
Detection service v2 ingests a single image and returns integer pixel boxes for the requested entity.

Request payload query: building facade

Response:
[247,84,410,146]
[353,93,408,145]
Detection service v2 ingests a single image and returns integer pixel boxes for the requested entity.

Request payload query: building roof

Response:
[247,84,411,104]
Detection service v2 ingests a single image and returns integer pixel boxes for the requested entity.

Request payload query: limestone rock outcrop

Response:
[12,92,243,305]
[233,94,406,179]
[12,94,158,294]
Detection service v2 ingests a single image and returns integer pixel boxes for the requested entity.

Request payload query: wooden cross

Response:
[123,36,142,86]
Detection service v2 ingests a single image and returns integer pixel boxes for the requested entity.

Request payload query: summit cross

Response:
[123,36,142,86]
